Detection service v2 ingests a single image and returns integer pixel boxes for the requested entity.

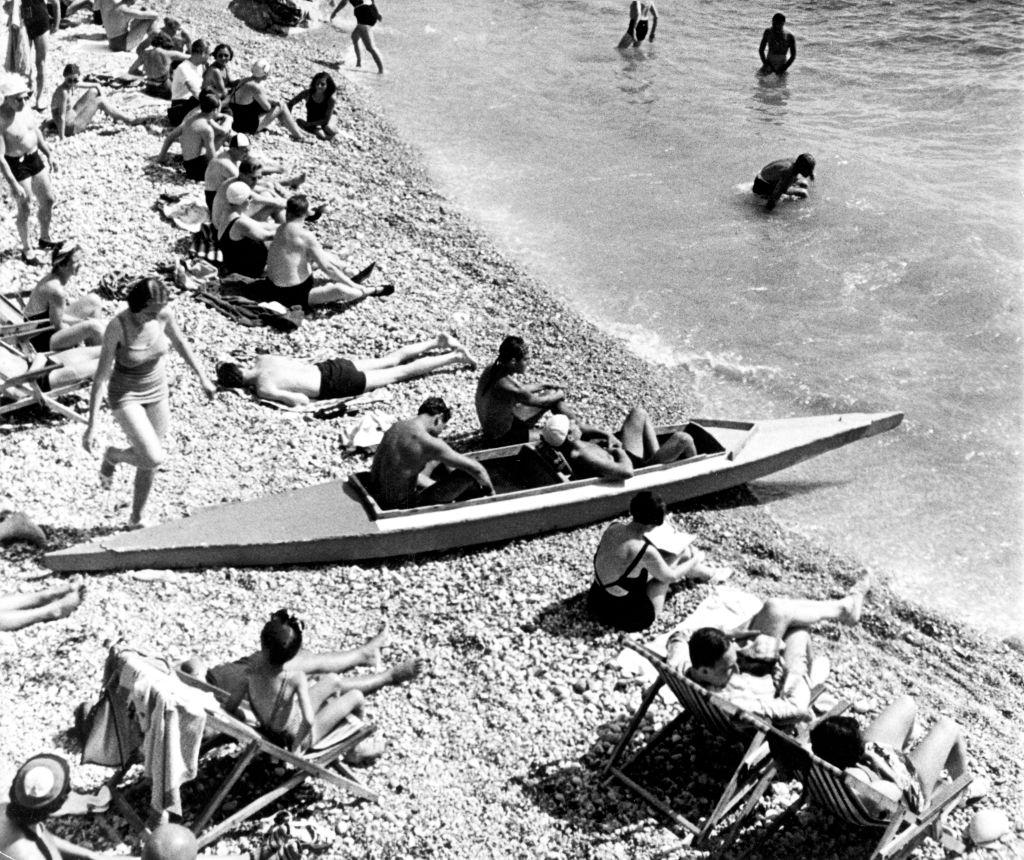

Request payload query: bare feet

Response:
[362,623,389,667]
[839,592,864,626]
[0,511,47,547]
[437,333,477,368]
[50,585,84,620]
[389,657,423,685]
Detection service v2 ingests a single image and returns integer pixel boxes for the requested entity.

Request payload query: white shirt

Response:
[170,59,202,101]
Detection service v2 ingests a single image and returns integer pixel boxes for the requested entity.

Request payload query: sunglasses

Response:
[215,53,230,58]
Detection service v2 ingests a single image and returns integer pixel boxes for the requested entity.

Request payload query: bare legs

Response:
[68,88,137,134]
[616,405,696,464]
[0,580,84,631]
[355,333,475,390]
[31,34,48,110]
[47,345,100,386]
[256,102,308,142]
[745,593,864,639]
[352,27,384,74]
[103,398,169,527]
[50,320,105,350]
[13,168,56,257]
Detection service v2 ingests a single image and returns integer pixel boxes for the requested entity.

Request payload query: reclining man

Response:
[371,396,494,509]
[669,591,865,722]
[215,333,475,406]
[537,407,697,480]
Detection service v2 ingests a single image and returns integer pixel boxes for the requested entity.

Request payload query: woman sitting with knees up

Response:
[811,696,984,818]
[286,72,338,140]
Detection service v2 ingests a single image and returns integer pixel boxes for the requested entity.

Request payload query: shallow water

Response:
[305,0,1023,634]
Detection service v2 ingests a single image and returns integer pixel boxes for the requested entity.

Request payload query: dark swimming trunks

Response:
[26,311,52,353]
[352,0,379,26]
[5,150,46,182]
[266,274,315,309]
[182,154,209,181]
[145,78,171,100]
[634,19,649,41]
[752,175,772,196]
[204,189,216,213]
[219,216,269,279]
[587,538,656,632]
[229,99,264,135]
[167,97,198,127]
[487,416,532,446]
[316,357,367,399]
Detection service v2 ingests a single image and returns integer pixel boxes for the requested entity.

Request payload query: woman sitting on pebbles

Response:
[218,610,422,752]
[21,242,105,354]
[590,491,732,632]
[286,72,338,140]
[215,332,475,407]
[228,61,308,141]
[82,278,215,529]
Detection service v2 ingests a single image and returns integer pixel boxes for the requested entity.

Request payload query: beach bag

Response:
[80,650,143,767]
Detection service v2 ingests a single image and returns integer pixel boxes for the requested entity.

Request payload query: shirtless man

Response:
[759,12,796,75]
[754,153,815,211]
[22,242,105,352]
[203,132,249,213]
[539,408,696,480]
[370,397,494,509]
[475,335,572,445]
[263,194,392,310]
[1,74,57,264]
[135,15,191,53]
[215,333,474,406]
[617,0,657,49]
[50,63,138,138]
[126,32,188,98]
[98,0,158,52]
[158,92,233,180]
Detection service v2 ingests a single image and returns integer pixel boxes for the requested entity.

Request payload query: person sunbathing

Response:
[286,72,338,139]
[590,491,731,632]
[811,696,983,817]
[0,511,47,548]
[215,333,474,406]
[4,343,101,394]
[228,60,308,141]
[667,590,865,721]
[157,91,233,181]
[537,408,696,480]
[370,396,494,509]
[219,610,421,751]
[0,578,84,632]
[49,64,140,138]
[22,242,105,353]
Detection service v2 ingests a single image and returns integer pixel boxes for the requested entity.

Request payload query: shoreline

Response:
[2,2,1022,856]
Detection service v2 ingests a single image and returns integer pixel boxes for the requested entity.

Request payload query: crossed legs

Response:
[0,581,84,631]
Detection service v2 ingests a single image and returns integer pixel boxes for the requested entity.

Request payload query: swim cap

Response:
[225,181,252,205]
[228,133,250,150]
[251,60,270,78]
[541,414,571,447]
[9,755,71,817]
[0,72,30,98]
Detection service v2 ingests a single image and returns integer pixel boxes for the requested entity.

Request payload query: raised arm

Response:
[162,310,216,397]
[329,0,349,20]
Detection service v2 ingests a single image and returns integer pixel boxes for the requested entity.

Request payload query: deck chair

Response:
[0,292,51,344]
[742,719,972,860]
[0,339,89,423]
[85,649,379,850]
[603,637,779,848]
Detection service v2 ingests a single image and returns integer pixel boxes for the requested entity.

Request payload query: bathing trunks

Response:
[22,0,51,39]
[25,310,52,353]
[316,357,367,399]
[182,154,210,181]
[265,274,315,309]
[228,98,265,135]
[144,77,171,99]
[752,175,772,196]
[5,150,46,183]
[167,96,198,127]
[106,315,168,410]
[219,215,268,279]
[588,538,656,632]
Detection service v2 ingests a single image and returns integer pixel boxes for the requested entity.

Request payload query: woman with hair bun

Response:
[82,277,215,529]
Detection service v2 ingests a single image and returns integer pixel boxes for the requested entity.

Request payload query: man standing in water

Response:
[618,0,657,49]
[759,13,796,75]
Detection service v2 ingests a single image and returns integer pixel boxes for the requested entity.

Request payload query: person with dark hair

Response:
[617,0,657,49]
[754,153,816,211]
[228,61,308,140]
[82,277,215,529]
[201,43,235,106]
[209,156,285,233]
[167,39,210,126]
[126,31,188,98]
[370,397,494,509]
[589,491,732,631]
[134,16,191,55]
[330,0,384,73]
[49,64,140,138]
[263,193,392,310]
[222,611,422,751]
[215,333,474,406]
[811,696,981,817]
[98,0,158,53]
[759,12,796,75]
[22,242,106,353]
[475,335,572,445]
[286,72,338,139]
[157,91,233,180]
[215,182,275,278]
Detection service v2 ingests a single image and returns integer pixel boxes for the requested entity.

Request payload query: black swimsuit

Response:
[230,98,265,135]
[219,216,268,278]
[25,310,53,353]
[352,0,379,26]
[587,538,657,632]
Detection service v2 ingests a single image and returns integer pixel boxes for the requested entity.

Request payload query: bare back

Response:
[266,221,312,287]
[475,363,518,438]
[253,354,320,400]
[370,418,435,508]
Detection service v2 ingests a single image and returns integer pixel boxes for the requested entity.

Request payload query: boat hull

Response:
[44,411,902,572]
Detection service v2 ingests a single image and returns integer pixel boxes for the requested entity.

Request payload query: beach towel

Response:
[195,289,304,332]
[339,411,397,453]
[161,195,209,233]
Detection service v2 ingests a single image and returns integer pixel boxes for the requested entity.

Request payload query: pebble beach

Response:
[1,2,1022,857]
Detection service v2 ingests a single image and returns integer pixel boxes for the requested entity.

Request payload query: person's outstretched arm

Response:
[286,87,309,111]
[425,436,495,495]
[157,122,184,161]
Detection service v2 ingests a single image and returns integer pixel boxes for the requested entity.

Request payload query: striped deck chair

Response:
[743,720,971,860]
[0,339,89,423]
[603,637,778,848]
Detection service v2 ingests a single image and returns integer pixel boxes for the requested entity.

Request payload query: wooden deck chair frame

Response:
[89,650,380,850]
[603,637,780,849]
[742,717,972,860]
[1,339,89,423]
[0,292,48,343]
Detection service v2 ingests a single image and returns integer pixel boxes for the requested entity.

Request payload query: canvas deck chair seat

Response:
[0,340,89,423]
[0,292,51,344]
[603,637,780,848]
[743,720,971,860]
[83,648,379,849]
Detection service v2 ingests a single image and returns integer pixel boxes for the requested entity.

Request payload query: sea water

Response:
[303,0,1023,635]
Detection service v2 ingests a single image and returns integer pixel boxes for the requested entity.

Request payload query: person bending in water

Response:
[753,153,815,211]
[759,12,796,75]
[618,0,657,49]
[50,63,139,138]
[215,333,475,406]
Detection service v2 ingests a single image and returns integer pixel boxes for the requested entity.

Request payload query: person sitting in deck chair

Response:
[216,610,422,752]
[214,332,474,407]
[536,407,696,481]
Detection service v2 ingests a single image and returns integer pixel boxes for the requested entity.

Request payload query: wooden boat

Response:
[44,411,903,572]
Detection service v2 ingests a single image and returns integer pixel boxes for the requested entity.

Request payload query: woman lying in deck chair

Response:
[219,610,422,752]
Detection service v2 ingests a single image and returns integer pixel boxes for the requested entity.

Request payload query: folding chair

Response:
[603,637,778,848]
[0,339,89,423]
[85,649,379,850]
[743,720,972,860]
[0,292,52,344]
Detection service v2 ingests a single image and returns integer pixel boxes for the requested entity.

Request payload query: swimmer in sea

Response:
[759,12,796,75]
[618,0,657,49]
[753,153,815,211]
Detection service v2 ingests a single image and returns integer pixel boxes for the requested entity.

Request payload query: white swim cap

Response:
[225,182,252,205]
[541,414,571,447]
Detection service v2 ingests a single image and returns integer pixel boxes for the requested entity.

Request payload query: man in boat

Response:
[214,333,475,406]
[753,153,815,211]
[538,407,697,480]
[758,12,796,75]
[370,396,494,509]
[475,335,575,446]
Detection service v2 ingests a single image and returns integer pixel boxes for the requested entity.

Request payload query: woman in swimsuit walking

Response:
[82,278,215,529]
[330,0,384,74]
[590,491,731,632]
